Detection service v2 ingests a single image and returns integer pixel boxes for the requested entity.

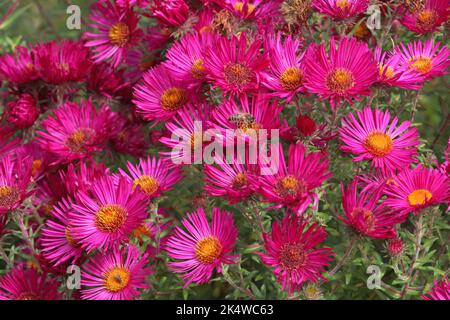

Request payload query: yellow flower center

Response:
[417,10,437,30]
[364,132,393,157]
[280,67,303,90]
[133,175,159,196]
[190,132,204,152]
[409,57,432,74]
[108,22,130,47]
[233,2,256,16]
[195,236,222,264]
[160,87,187,111]
[223,63,252,86]
[232,172,248,189]
[280,244,306,270]
[17,292,40,300]
[65,128,96,153]
[336,0,349,10]
[0,185,20,209]
[191,59,206,80]
[103,267,131,292]
[133,224,151,239]
[65,226,78,246]
[275,175,307,197]
[379,65,395,79]
[31,159,42,176]
[326,68,355,94]
[95,204,127,233]
[407,189,432,206]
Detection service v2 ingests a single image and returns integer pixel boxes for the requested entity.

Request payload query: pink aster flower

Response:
[394,39,450,81]
[339,107,420,171]
[152,0,190,27]
[340,178,399,239]
[0,155,32,214]
[70,176,149,252]
[258,143,332,214]
[85,0,142,67]
[4,93,39,129]
[133,64,191,122]
[374,47,425,90]
[0,125,21,156]
[260,214,334,293]
[86,62,129,99]
[423,277,450,300]
[33,40,91,84]
[384,166,449,219]
[81,245,152,300]
[219,0,282,20]
[204,33,269,97]
[0,46,38,85]
[304,37,378,107]
[204,156,259,203]
[118,156,183,199]
[165,32,215,89]
[312,0,369,20]
[261,33,308,101]
[0,266,61,300]
[40,198,84,266]
[37,100,109,164]
[165,207,238,286]
[401,0,450,34]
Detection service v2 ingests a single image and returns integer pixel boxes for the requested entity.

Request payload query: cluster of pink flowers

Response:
[0,0,449,300]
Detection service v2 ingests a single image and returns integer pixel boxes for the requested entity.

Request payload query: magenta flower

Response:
[340,178,399,239]
[133,64,191,123]
[339,107,420,171]
[81,245,152,300]
[401,0,450,34]
[85,0,142,67]
[40,198,84,266]
[204,33,269,97]
[0,46,38,84]
[165,207,238,286]
[394,39,450,81]
[37,100,109,164]
[118,156,183,199]
[0,125,21,157]
[70,176,149,252]
[260,214,334,292]
[219,0,282,20]
[4,93,39,129]
[384,166,449,219]
[312,0,369,20]
[261,33,308,101]
[86,62,128,99]
[0,266,61,300]
[258,143,332,214]
[423,277,450,300]
[152,0,189,27]
[304,37,378,107]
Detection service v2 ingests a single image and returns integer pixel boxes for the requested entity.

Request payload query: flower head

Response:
[4,93,39,129]
[260,214,334,292]
[165,207,238,286]
[81,245,152,300]
[401,0,450,34]
[312,0,369,20]
[0,46,39,84]
[423,277,450,300]
[152,0,190,27]
[339,107,420,170]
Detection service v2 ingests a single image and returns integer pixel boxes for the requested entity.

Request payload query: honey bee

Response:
[404,0,425,13]
[228,112,256,127]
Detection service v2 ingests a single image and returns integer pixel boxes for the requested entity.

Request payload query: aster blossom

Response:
[312,0,369,20]
[0,46,38,85]
[260,214,334,292]
[423,277,450,300]
[401,0,450,34]
[165,207,238,286]
[339,107,420,171]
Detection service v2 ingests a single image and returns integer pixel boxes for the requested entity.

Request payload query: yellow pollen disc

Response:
[0,185,20,209]
[280,244,306,270]
[275,175,306,197]
[65,226,78,246]
[65,128,95,153]
[223,63,252,86]
[26,63,34,71]
[354,22,370,39]
[336,0,349,10]
[407,189,432,206]
[95,205,127,233]
[31,159,42,176]
[108,22,131,47]
[364,132,393,157]
[326,68,355,94]
[160,87,187,111]
[379,65,395,79]
[233,2,256,15]
[232,172,248,189]
[133,224,151,239]
[417,10,437,30]
[195,236,222,264]
[17,292,40,300]
[191,59,206,80]
[103,267,131,293]
[280,67,303,90]
[190,132,204,152]
[409,57,432,75]
[133,175,159,196]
